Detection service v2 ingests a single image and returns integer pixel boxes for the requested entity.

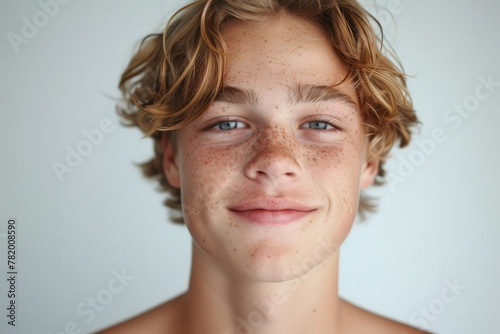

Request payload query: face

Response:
[163,14,378,281]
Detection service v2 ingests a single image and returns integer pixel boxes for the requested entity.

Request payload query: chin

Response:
[223,242,332,283]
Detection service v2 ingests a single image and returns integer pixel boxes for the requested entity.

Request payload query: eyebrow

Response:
[289,83,358,109]
[214,83,357,110]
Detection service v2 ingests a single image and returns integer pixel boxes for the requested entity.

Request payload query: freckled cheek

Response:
[179,146,245,256]
[301,145,359,174]
[179,146,240,205]
[302,145,362,208]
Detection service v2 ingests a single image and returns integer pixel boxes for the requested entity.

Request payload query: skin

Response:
[99,13,430,334]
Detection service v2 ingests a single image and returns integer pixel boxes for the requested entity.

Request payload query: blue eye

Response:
[213,120,246,130]
[302,121,335,130]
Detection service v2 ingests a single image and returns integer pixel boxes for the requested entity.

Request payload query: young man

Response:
[101,0,426,333]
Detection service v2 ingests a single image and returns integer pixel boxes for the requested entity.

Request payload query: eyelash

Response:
[204,117,247,132]
[204,117,341,132]
[301,117,340,131]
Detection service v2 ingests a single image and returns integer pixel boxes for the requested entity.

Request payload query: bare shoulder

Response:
[96,293,186,334]
[338,298,433,334]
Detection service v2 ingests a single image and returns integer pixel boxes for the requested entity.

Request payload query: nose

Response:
[244,125,302,183]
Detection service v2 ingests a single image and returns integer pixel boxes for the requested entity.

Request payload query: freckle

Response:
[313,309,317,313]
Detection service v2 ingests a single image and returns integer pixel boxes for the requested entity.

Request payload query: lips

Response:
[229,199,316,224]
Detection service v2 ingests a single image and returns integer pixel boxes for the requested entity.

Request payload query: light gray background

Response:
[1,1,499,333]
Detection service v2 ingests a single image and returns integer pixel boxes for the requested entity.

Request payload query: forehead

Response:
[221,14,349,88]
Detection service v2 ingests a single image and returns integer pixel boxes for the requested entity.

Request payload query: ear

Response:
[161,132,180,188]
[359,158,379,189]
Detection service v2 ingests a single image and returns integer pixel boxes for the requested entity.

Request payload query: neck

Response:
[182,242,342,334]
